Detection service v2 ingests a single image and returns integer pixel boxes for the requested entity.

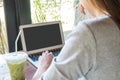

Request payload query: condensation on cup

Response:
[0,55,11,80]
[4,52,28,80]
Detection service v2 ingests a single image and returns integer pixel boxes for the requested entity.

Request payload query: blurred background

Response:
[0,0,90,54]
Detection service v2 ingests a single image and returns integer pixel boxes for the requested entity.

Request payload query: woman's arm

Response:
[32,51,53,80]
[32,22,96,80]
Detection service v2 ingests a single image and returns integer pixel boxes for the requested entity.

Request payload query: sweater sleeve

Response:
[40,22,96,80]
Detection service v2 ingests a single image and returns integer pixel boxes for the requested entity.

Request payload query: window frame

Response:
[4,0,31,52]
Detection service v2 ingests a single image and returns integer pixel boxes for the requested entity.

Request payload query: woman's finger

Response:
[78,2,86,15]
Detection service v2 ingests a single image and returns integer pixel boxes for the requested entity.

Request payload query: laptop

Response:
[19,21,65,68]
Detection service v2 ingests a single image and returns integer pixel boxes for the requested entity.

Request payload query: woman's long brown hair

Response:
[90,0,120,28]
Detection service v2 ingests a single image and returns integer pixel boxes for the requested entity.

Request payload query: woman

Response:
[32,0,120,80]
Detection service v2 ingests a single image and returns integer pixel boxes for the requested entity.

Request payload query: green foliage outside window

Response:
[0,1,8,54]
[31,0,62,23]
[0,21,8,54]
[0,0,8,54]
[31,0,89,25]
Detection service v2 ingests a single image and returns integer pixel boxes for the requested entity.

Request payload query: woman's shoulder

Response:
[68,15,118,40]
[76,15,117,33]
[79,15,112,26]
[73,16,109,34]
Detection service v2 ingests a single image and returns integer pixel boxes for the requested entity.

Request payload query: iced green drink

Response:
[5,52,28,80]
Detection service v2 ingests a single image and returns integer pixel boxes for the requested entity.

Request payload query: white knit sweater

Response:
[40,15,120,80]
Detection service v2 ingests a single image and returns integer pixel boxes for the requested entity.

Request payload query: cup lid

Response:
[4,52,28,64]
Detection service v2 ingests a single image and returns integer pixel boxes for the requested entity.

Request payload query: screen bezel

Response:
[20,21,65,55]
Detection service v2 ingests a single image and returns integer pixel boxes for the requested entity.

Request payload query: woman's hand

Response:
[38,51,53,71]
[32,51,54,80]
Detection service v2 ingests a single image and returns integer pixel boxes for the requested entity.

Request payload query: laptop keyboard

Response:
[29,54,39,62]
[29,49,61,62]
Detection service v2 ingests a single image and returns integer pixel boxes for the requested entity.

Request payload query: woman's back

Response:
[85,15,120,80]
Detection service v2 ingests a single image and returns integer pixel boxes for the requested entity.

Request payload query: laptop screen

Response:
[24,24,62,51]
[20,21,64,54]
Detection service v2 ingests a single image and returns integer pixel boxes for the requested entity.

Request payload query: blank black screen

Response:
[23,24,62,51]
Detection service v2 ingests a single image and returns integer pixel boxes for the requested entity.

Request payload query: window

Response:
[30,0,90,39]
[3,0,90,52]
[0,1,8,54]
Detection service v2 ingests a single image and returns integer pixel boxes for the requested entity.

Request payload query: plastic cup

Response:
[4,52,28,80]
